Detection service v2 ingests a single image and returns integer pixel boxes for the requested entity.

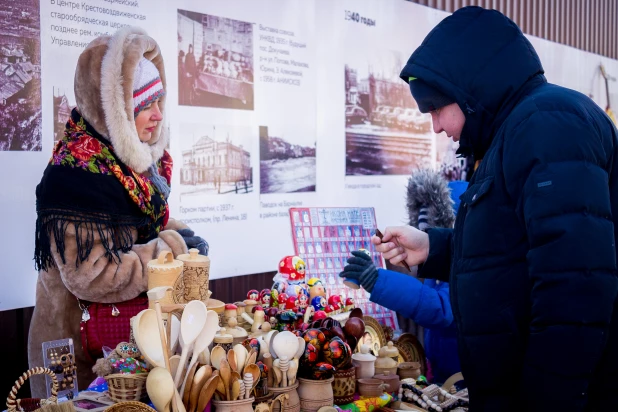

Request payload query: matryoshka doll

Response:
[311,295,326,312]
[298,292,309,313]
[285,295,298,311]
[279,255,307,284]
[277,293,289,311]
[345,297,355,312]
[328,295,342,314]
[259,289,271,308]
[308,277,326,300]
[247,289,259,302]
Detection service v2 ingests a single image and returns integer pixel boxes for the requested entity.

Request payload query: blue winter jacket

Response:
[370,272,460,384]
[400,6,618,411]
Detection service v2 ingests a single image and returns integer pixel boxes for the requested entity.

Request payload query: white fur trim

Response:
[100,26,167,173]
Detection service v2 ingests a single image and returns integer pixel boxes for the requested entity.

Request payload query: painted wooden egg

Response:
[302,328,327,348]
[323,336,352,369]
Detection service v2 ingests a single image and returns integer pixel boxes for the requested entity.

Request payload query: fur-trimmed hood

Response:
[406,168,455,229]
[74,26,167,173]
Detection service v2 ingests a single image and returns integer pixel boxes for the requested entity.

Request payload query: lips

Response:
[145,126,156,133]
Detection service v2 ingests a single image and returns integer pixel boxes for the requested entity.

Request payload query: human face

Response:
[430,103,465,142]
[135,100,163,143]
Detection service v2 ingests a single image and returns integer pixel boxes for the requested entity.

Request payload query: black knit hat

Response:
[408,77,455,113]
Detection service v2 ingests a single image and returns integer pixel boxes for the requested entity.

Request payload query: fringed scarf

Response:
[34,109,171,272]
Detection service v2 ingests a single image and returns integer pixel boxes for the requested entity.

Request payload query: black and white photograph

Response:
[259,125,316,194]
[52,87,76,142]
[179,123,253,199]
[178,9,254,110]
[344,49,433,176]
[0,0,41,151]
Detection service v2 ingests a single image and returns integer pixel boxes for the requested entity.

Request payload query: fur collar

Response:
[406,169,455,229]
[74,26,168,173]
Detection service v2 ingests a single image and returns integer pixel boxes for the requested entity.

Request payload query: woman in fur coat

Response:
[28,26,206,397]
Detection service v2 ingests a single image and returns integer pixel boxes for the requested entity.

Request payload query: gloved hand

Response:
[339,250,379,293]
[176,228,209,256]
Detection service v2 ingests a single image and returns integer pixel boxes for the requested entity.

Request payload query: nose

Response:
[151,104,163,121]
[431,111,443,134]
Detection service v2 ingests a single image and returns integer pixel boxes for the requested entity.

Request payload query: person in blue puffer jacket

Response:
[340,169,467,384]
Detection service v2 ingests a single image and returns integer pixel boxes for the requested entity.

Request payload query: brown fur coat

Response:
[28,27,185,397]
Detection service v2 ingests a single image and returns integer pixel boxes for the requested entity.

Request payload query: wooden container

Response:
[379,341,400,364]
[352,344,376,379]
[356,379,386,398]
[397,362,422,380]
[270,382,301,412]
[373,372,400,393]
[297,377,334,412]
[175,248,211,305]
[332,366,356,404]
[147,251,183,309]
[213,396,255,412]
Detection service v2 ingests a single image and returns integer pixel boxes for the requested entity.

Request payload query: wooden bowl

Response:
[357,378,385,398]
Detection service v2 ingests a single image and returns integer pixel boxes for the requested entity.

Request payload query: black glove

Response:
[339,250,379,293]
[176,228,209,256]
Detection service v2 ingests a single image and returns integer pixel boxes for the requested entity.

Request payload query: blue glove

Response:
[176,228,209,256]
[339,250,379,293]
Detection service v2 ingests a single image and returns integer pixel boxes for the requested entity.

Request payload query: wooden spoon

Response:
[272,361,282,387]
[231,370,241,385]
[227,348,238,373]
[188,365,210,412]
[215,372,227,400]
[182,361,199,405]
[233,344,248,374]
[174,300,208,388]
[196,374,220,412]
[246,348,257,366]
[230,378,240,401]
[219,359,232,401]
[210,345,226,370]
[146,367,174,412]
[244,363,260,389]
[169,355,183,380]
[181,310,219,394]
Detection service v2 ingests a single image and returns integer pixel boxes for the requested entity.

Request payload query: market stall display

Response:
[15,249,464,412]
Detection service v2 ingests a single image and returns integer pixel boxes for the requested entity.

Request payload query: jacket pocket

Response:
[460,176,494,207]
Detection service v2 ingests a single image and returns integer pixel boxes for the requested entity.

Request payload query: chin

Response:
[139,133,152,143]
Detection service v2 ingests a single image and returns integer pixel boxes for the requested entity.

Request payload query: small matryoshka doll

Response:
[311,295,326,312]
[277,293,289,311]
[285,295,298,311]
[259,289,271,308]
[279,255,307,284]
[307,277,326,300]
[247,289,259,302]
[298,293,309,311]
[345,297,355,312]
[328,295,342,314]
[265,307,279,329]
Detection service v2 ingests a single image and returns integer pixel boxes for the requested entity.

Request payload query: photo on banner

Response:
[178,122,253,201]
[0,0,42,151]
[259,125,316,194]
[177,9,254,110]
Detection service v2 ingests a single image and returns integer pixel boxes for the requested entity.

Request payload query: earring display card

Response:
[289,207,399,330]
[42,338,79,400]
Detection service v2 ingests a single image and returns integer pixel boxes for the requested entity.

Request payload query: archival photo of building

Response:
[178,9,254,110]
[179,123,253,199]
[259,125,316,194]
[0,0,41,151]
